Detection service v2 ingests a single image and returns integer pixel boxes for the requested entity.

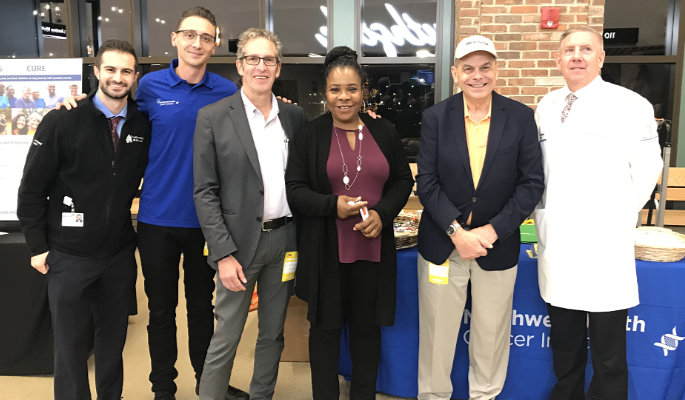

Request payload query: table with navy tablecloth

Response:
[339,244,685,400]
[0,229,54,375]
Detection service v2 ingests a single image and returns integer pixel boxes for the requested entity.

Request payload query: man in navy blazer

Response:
[415,35,544,400]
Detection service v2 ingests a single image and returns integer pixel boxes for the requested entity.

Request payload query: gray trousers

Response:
[199,222,295,400]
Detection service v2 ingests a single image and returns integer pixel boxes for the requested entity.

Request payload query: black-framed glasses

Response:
[175,29,216,45]
[239,55,280,67]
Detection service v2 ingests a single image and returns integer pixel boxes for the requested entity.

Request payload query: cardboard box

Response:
[280,296,310,362]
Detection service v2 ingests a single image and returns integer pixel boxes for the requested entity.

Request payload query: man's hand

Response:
[217,255,247,292]
[337,195,368,219]
[31,251,49,274]
[275,95,296,105]
[353,209,382,238]
[450,229,490,260]
[470,224,498,248]
[366,109,381,119]
[54,93,87,110]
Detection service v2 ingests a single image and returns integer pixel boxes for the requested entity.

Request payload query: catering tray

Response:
[394,211,420,250]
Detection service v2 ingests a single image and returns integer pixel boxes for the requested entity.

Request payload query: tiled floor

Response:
[0,252,412,400]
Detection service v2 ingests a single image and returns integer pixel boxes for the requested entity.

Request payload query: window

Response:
[603,0,679,129]
[364,64,435,160]
[145,0,260,56]
[272,0,327,57]
[361,0,437,57]
[604,0,676,56]
[40,2,70,58]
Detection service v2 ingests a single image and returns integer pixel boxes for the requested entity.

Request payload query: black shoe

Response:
[226,385,249,400]
[153,393,175,400]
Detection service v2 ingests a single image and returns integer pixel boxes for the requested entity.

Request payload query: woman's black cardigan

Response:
[285,112,413,328]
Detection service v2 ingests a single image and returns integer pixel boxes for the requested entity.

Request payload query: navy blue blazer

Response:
[416,92,544,270]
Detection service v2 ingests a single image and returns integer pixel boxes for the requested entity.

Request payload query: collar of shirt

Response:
[463,95,492,124]
[166,58,214,89]
[240,89,280,124]
[239,88,290,220]
[93,91,128,137]
[563,75,604,101]
[93,91,128,120]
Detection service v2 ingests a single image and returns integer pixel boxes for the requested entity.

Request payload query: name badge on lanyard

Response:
[428,260,449,285]
[61,196,84,227]
[282,251,298,282]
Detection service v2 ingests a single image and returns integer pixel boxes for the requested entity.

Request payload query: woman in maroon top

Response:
[286,46,413,399]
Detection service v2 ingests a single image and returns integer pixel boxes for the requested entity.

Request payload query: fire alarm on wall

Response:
[540,7,559,29]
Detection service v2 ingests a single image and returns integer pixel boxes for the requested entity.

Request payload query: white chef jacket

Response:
[534,76,662,312]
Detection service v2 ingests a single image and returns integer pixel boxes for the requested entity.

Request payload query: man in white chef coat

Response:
[534,26,662,400]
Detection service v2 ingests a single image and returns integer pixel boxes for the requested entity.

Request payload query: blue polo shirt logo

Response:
[156,98,179,106]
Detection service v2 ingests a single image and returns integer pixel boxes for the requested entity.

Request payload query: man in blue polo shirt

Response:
[62,6,246,400]
[134,7,249,400]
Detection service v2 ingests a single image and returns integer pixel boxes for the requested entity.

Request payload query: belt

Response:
[261,216,294,231]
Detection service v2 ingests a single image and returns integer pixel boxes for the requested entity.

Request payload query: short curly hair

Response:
[236,28,283,62]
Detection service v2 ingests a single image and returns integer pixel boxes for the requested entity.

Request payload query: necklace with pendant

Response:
[334,121,364,190]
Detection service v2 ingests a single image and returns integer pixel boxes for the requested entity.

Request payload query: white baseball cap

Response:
[455,35,497,59]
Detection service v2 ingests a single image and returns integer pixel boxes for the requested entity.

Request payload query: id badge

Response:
[62,212,84,227]
[360,206,369,221]
[282,251,298,282]
[428,260,449,284]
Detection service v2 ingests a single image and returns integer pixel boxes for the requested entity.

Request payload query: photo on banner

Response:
[0,58,82,221]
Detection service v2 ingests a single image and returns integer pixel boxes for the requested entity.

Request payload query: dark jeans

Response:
[308,260,382,400]
[137,221,216,395]
[547,304,628,400]
[47,245,136,400]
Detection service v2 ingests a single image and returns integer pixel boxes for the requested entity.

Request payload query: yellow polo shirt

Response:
[464,96,491,189]
[464,97,491,225]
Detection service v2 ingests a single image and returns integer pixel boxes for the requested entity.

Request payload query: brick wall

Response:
[455,0,605,108]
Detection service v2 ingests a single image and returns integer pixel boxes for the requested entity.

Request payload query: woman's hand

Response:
[353,209,382,238]
[337,195,368,219]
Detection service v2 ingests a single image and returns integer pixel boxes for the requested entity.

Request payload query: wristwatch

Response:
[446,222,461,237]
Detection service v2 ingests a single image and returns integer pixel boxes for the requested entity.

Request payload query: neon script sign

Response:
[315,4,437,57]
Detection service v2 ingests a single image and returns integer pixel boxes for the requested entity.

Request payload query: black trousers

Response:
[137,222,216,395]
[547,304,628,400]
[309,260,382,400]
[46,244,136,400]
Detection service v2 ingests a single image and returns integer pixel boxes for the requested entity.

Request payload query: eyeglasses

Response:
[175,29,216,45]
[239,55,279,67]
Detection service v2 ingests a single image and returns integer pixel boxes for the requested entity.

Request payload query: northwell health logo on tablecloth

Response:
[455,309,682,361]
[654,327,683,356]
[458,310,649,348]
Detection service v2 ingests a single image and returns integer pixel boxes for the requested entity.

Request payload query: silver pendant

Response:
[343,175,350,185]
[356,166,361,172]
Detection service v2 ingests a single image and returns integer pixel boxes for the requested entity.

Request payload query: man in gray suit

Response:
[192,28,304,400]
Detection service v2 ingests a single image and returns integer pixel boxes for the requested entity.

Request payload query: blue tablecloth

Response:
[339,245,685,399]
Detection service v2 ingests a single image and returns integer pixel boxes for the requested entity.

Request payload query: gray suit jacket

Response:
[193,92,305,269]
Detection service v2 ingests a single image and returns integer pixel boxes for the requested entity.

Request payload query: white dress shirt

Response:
[534,76,662,312]
[240,89,292,221]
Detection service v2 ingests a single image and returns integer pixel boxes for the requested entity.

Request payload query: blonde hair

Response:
[560,26,604,50]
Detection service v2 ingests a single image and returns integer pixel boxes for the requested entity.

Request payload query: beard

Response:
[99,81,130,100]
